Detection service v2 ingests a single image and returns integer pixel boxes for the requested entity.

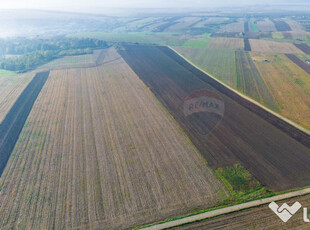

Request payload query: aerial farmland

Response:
[0,48,229,229]
[0,3,310,230]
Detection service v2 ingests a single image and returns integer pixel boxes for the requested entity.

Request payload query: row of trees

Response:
[0,37,108,72]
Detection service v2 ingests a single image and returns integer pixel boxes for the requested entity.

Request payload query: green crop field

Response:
[182,39,210,48]
[251,21,259,32]
[0,69,16,77]
[272,32,284,39]
[174,47,237,88]
[200,33,211,38]
[216,164,269,200]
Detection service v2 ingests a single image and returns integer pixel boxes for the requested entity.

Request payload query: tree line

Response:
[0,37,109,72]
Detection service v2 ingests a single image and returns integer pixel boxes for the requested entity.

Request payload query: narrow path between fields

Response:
[141,188,310,230]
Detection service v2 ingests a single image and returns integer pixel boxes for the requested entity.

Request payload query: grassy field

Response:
[250,21,259,32]
[0,69,16,76]
[0,73,34,123]
[174,47,237,88]
[120,45,310,192]
[182,39,210,48]
[250,39,303,53]
[216,164,267,200]
[0,48,229,229]
[251,52,310,130]
[271,32,284,39]
[200,33,211,38]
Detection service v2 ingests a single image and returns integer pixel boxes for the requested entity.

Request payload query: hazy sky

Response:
[0,0,308,11]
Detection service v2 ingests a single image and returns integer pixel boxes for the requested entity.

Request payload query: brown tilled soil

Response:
[294,43,310,55]
[119,45,310,192]
[286,53,310,74]
[243,38,251,51]
[0,48,228,230]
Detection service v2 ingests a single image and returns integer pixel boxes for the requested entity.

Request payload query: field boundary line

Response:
[140,188,310,230]
[168,46,310,136]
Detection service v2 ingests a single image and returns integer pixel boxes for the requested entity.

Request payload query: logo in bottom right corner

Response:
[269,201,310,223]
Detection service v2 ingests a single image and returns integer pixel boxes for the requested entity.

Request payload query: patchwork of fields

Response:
[174,46,278,110]
[0,41,310,230]
[175,40,310,133]
[1,10,310,230]
[249,39,303,53]
[0,48,228,229]
[120,45,310,192]
[219,19,245,33]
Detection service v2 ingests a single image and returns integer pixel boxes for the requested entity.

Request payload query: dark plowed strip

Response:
[244,21,249,33]
[294,43,310,55]
[119,45,310,191]
[95,50,106,66]
[0,71,49,176]
[285,53,310,75]
[270,19,291,31]
[243,38,251,51]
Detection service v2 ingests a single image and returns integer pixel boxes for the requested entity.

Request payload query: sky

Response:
[0,0,308,12]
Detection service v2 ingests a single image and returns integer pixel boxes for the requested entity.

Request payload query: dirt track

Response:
[142,188,310,230]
